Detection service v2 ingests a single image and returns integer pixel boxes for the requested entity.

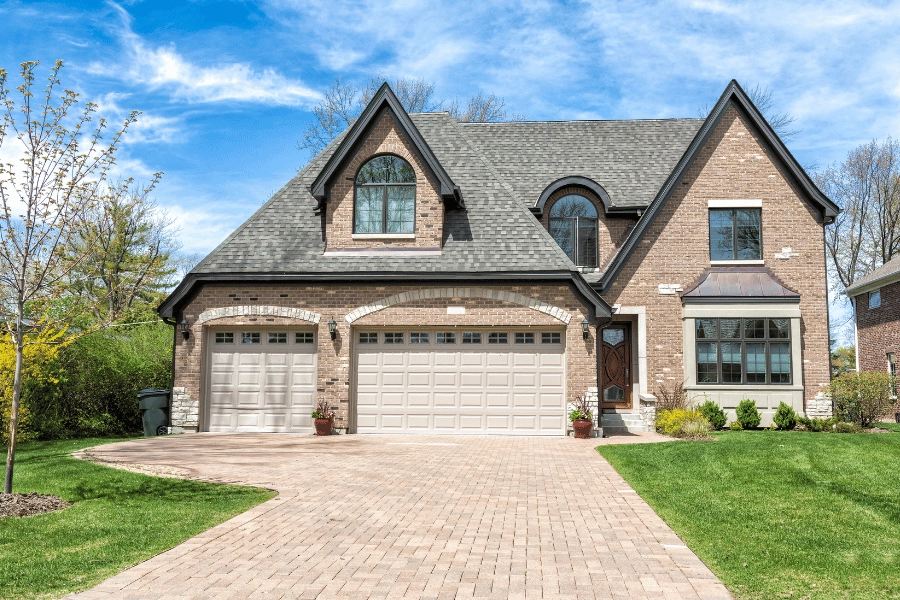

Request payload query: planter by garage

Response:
[314,418,332,436]
[572,419,593,439]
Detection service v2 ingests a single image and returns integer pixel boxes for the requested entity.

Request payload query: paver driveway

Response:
[68,434,730,600]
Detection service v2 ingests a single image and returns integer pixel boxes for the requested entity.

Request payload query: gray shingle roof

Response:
[458,119,703,209]
[190,112,577,276]
[845,255,900,295]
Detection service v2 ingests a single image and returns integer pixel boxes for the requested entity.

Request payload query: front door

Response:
[600,324,632,409]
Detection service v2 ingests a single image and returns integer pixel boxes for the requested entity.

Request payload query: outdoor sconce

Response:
[581,318,591,340]
[179,318,190,340]
[328,317,337,340]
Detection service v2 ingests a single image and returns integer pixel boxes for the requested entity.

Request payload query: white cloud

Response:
[163,203,245,255]
[90,3,322,107]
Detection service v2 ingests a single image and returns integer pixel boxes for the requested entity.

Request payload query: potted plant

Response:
[569,395,594,439]
[311,399,335,436]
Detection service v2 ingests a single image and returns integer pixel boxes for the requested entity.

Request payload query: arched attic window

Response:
[354,155,416,234]
[549,195,599,267]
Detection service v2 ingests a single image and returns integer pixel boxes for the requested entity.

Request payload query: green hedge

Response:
[28,323,172,439]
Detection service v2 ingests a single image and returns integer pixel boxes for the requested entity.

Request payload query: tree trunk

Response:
[4,303,24,494]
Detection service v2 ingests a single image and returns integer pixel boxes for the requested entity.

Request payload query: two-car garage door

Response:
[355,329,566,435]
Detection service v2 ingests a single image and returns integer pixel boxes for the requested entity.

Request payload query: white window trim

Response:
[351,233,416,240]
[710,259,765,266]
[708,199,763,208]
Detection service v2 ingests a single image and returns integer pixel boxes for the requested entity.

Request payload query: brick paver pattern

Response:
[67,434,731,600]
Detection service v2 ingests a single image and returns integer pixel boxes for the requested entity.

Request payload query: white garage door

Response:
[355,329,566,435]
[207,329,317,432]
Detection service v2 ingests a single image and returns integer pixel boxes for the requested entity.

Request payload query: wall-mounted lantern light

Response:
[179,318,190,340]
[581,318,591,340]
[328,317,338,339]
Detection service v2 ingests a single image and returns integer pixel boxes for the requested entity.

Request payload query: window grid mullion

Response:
[381,185,388,234]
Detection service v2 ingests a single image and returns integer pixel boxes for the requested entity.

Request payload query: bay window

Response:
[696,317,791,384]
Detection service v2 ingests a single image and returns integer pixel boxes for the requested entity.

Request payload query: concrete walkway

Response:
[67,433,730,600]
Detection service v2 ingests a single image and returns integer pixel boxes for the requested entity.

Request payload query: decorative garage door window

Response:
[696,318,791,384]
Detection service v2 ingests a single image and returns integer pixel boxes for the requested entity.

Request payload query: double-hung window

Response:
[696,318,791,384]
[354,155,416,234]
[709,208,761,261]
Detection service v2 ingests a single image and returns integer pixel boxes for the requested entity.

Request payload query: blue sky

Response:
[4,0,899,342]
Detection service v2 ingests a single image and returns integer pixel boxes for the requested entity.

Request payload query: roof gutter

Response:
[158,270,611,321]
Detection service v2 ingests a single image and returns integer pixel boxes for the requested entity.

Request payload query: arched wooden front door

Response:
[600,324,632,409]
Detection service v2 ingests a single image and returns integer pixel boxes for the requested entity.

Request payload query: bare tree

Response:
[0,61,156,492]
[299,77,522,159]
[819,139,900,292]
[69,179,176,324]
[699,83,799,142]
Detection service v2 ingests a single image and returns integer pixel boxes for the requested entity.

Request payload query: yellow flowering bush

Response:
[655,408,712,439]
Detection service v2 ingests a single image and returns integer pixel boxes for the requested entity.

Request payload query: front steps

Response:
[601,412,649,434]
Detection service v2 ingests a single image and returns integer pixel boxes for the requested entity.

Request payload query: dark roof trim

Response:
[533,176,613,216]
[309,83,463,209]
[159,271,611,321]
[681,296,801,304]
[597,79,840,295]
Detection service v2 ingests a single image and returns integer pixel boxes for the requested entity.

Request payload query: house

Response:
[846,256,900,378]
[159,80,838,434]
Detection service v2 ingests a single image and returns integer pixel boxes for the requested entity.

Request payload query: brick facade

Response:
[602,106,831,410]
[325,111,444,250]
[855,281,900,373]
[173,283,596,432]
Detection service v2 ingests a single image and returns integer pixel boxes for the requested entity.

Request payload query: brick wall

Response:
[174,283,596,431]
[325,110,444,249]
[855,280,900,372]
[603,105,831,409]
[539,186,636,269]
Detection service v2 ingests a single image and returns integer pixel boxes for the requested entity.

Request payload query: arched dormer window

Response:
[549,195,598,267]
[354,155,416,234]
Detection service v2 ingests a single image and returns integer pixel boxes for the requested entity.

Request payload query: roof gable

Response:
[846,255,900,296]
[598,80,840,294]
[309,83,463,208]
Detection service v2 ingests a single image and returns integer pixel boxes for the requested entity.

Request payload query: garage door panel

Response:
[355,329,566,435]
[207,329,317,433]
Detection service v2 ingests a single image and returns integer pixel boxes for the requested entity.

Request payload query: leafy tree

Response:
[0,60,158,492]
[299,76,522,159]
[69,179,175,325]
[831,345,856,378]
[830,371,897,427]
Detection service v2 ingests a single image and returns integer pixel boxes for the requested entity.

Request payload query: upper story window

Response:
[549,195,598,267]
[869,289,882,309]
[354,155,416,234]
[709,208,761,261]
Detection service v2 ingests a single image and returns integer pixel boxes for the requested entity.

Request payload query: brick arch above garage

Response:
[198,305,321,324]
[345,287,573,325]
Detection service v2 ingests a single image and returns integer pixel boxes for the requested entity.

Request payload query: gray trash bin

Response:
[138,389,170,437]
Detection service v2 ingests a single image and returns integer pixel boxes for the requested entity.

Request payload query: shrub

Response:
[729,420,743,431]
[656,380,689,412]
[797,416,838,432]
[736,399,762,429]
[833,421,862,434]
[697,400,727,430]
[830,371,897,427]
[773,402,797,430]
[656,409,711,439]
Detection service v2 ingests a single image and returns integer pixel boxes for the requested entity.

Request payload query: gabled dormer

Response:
[310,83,462,251]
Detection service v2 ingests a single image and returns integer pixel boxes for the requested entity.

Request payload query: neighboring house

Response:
[846,256,900,378]
[159,80,838,435]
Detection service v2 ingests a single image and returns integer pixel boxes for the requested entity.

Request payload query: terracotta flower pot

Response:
[314,418,332,436]
[572,419,593,439]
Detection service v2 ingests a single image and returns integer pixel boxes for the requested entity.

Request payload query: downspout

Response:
[162,316,177,430]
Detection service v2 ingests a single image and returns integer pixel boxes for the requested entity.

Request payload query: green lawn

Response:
[876,421,900,433]
[598,431,900,600]
[0,438,275,599]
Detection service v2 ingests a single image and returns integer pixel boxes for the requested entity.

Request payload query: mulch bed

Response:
[0,492,71,518]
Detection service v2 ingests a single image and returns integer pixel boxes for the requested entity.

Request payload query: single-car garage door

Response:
[207,329,317,432]
[355,329,566,435]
